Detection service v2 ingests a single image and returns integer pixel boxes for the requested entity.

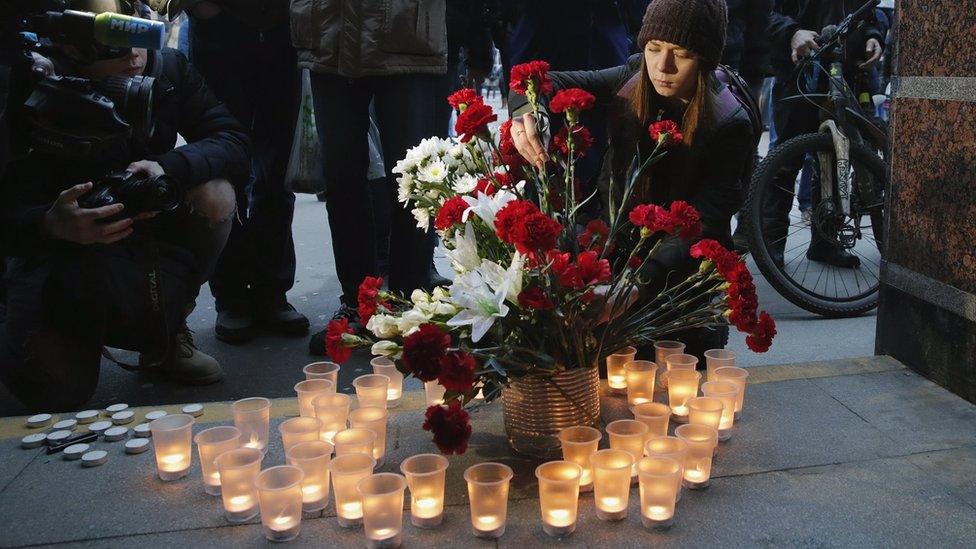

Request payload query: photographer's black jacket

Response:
[1,48,250,256]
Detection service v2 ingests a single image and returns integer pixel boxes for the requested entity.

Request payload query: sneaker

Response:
[309,304,360,356]
[258,298,310,337]
[806,241,861,269]
[214,306,258,344]
[156,325,224,385]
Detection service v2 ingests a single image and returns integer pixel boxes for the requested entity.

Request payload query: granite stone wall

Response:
[876,1,976,403]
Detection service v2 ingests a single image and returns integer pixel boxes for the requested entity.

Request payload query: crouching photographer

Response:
[0,0,250,411]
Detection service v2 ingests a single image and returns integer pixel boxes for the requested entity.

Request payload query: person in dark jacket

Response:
[0,1,250,411]
[762,0,884,268]
[508,0,753,359]
[722,0,773,96]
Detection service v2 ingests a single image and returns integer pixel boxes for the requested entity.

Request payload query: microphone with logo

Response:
[32,9,167,50]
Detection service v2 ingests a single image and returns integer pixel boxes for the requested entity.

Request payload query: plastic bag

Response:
[285,68,326,194]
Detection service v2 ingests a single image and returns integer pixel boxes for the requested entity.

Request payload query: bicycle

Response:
[745,0,887,318]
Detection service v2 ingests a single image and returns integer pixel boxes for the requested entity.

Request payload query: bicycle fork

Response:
[817,119,852,217]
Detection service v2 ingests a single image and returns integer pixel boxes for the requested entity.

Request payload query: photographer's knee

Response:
[186,179,236,224]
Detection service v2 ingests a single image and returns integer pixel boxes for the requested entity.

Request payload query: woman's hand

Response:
[510,113,549,170]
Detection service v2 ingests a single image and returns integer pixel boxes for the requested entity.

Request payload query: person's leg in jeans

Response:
[372,74,439,295]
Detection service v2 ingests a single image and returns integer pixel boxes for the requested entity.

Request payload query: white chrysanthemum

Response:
[411,207,431,231]
[397,172,414,204]
[418,159,448,183]
[366,314,400,339]
[452,173,478,194]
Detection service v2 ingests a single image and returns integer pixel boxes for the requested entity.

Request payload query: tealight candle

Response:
[606,419,649,479]
[606,346,637,395]
[590,449,634,521]
[667,369,701,423]
[644,436,689,502]
[633,402,671,438]
[349,407,389,463]
[312,392,351,443]
[371,357,404,408]
[255,465,305,542]
[465,462,513,539]
[279,417,322,452]
[194,426,241,495]
[400,454,449,528]
[214,447,263,522]
[535,461,582,538]
[149,414,194,481]
[333,428,377,457]
[232,397,271,454]
[295,379,334,418]
[557,425,602,492]
[637,456,682,529]
[701,381,738,441]
[424,381,446,406]
[675,424,718,489]
[303,361,340,385]
[687,396,724,432]
[330,453,377,528]
[625,360,658,408]
[358,473,407,549]
[354,374,391,410]
[704,349,735,382]
[654,340,685,388]
[712,366,749,419]
[286,440,334,513]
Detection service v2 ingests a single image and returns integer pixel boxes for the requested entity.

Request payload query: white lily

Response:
[461,188,518,226]
[446,270,510,343]
[479,252,525,304]
[446,222,481,273]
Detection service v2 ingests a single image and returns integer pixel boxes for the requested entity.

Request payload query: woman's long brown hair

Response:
[628,61,713,147]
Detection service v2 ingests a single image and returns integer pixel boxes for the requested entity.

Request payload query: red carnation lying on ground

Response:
[549,88,596,114]
[401,323,451,382]
[324,318,355,363]
[455,101,497,142]
[509,60,553,96]
[434,195,469,231]
[447,88,482,111]
[551,125,594,157]
[438,350,477,393]
[423,401,472,455]
[357,276,388,325]
[649,119,684,146]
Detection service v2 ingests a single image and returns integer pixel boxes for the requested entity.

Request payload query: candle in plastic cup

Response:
[713,366,749,419]
[557,426,601,492]
[667,369,701,423]
[606,346,636,395]
[664,353,698,391]
[255,465,304,542]
[313,392,351,443]
[303,361,340,385]
[149,414,194,481]
[704,349,735,382]
[399,454,449,528]
[424,381,446,406]
[465,462,513,539]
[358,473,407,549]
[654,341,685,388]
[675,424,718,489]
[590,449,634,521]
[633,402,671,438]
[232,397,271,454]
[637,456,682,529]
[214,447,263,522]
[354,374,391,410]
[279,417,322,453]
[687,396,724,432]
[701,380,738,441]
[295,379,334,418]
[625,360,658,408]
[535,461,582,538]
[333,428,376,458]
[349,407,389,463]
[330,452,377,528]
[606,419,649,479]
[286,440,333,513]
[194,425,241,495]
[371,357,404,408]
[644,436,688,502]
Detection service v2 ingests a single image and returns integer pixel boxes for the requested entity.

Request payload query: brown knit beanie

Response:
[637,0,728,69]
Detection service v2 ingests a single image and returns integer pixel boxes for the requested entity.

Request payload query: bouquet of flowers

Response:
[325,61,776,455]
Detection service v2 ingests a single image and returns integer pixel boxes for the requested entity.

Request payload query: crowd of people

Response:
[0,0,892,411]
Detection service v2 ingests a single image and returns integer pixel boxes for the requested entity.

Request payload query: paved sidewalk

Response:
[1,356,975,548]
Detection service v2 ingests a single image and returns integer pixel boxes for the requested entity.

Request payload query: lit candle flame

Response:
[228,495,253,511]
[477,516,499,526]
[415,497,437,509]
[373,528,394,538]
[546,509,572,526]
[302,485,322,497]
[609,375,626,388]
[600,497,624,511]
[647,505,670,519]
[340,501,363,518]
[244,432,263,449]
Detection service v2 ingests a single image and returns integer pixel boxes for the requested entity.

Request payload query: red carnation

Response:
[401,323,451,382]
[549,88,596,114]
[473,176,497,197]
[357,276,388,325]
[325,318,355,364]
[628,203,675,235]
[509,60,553,96]
[495,200,538,243]
[434,195,469,231]
[455,102,497,143]
[447,88,482,111]
[576,251,611,286]
[690,239,740,276]
[550,125,594,157]
[422,401,472,455]
[437,351,477,393]
[547,250,583,289]
[512,211,563,254]
[649,119,684,146]
[493,170,514,189]
[746,311,777,352]
[518,286,555,310]
[668,200,702,238]
[578,219,611,252]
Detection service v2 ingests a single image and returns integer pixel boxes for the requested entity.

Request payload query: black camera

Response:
[78,169,183,221]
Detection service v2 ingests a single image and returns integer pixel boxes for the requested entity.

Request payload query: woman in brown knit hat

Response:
[508,0,756,361]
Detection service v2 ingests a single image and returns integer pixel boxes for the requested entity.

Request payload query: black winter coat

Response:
[722,0,774,77]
